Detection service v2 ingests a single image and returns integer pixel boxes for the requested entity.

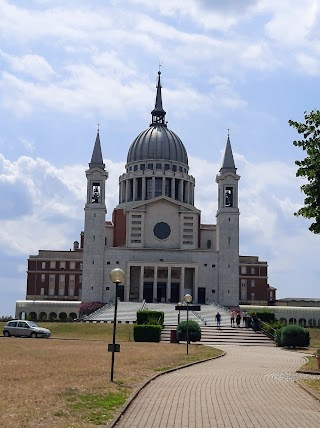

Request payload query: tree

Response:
[289,110,320,234]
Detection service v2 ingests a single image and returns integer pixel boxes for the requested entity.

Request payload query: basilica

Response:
[21,72,273,320]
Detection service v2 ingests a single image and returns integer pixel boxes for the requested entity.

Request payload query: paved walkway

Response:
[113,345,320,428]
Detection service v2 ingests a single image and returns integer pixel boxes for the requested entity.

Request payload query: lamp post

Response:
[183,293,192,355]
[109,268,125,382]
[176,301,183,324]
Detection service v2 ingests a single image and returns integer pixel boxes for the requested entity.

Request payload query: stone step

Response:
[161,325,275,347]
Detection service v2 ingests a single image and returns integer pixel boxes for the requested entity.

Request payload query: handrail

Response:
[259,320,276,341]
[190,309,207,325]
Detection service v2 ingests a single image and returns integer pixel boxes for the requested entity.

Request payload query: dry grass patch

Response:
[0,325,222,428]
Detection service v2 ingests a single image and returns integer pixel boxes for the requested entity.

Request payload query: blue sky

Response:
[1,0,320,316]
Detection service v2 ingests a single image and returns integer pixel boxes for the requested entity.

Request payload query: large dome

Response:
[127,124,188,165]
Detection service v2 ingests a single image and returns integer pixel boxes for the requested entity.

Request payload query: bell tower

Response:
[81,130,108,302]
[216,134,240,307]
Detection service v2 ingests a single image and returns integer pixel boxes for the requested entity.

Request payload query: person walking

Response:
[230,310,235,327]
[236,311,241,328]
[242,311,248,327]
[215,312,221,330]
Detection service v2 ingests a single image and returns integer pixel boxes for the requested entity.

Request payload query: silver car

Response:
[3,320,51,338]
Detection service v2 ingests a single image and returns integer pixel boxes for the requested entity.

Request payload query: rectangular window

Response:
[58,285,65,296]
[69,275,75,285]
[241,266,247,274]
[241,279,247,287]
[50,261,56,269]
[241,291,247,300]
[49,274,55,284]
[70,261,75,270]
[68,285,75,297]
[146,177,152,200]
[41,262,46,269]
[80,263,83,270]
[49,285,55,296]
[155,177,162,197]
[60,261,66,269]
[41,274,45,283]
[164,164,170,170]
[40,287,44,296]
[156,163,162,170]
[251,280,255,288]
[251,267,255,274]
[59,274,65,284]
[147,163,153,170]
[251,292,255,300]
[165,178,171,197]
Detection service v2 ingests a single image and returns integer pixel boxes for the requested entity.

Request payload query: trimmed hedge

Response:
[133,324,162,342]
[177,320,201,342]
[137,310,164,326]
[276,325,310,348]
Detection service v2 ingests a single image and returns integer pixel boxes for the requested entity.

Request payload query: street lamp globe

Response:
[184,294,192,303]
[110,268,125,284]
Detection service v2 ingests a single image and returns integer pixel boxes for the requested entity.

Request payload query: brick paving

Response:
[113,345,320,427]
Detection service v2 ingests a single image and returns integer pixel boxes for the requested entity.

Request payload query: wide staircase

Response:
[85,301,274,347]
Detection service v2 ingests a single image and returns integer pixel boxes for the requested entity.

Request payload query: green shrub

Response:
[248,309,276,323]
[133,324,162,342]
[79,302,104,317]
[176,320,201,342]
[278,325,310,348]
[136,310,164,326]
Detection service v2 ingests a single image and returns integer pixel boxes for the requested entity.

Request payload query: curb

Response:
[107,351,226,427]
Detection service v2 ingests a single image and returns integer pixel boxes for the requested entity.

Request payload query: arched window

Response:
[59,312,67,321]
[49,312,57,321]
[29,312,37,321]
[298,318,306,327]
[279,318,287,325]
[308,318,316,327]
[39,312,47,321]
[289,318,296,325]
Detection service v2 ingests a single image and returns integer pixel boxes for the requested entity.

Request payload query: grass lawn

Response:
[0,322,222,428]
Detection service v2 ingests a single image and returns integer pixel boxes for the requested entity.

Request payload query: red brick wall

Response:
[113,209,126,246]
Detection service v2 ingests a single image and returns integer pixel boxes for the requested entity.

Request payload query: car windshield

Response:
[28,321,38,327]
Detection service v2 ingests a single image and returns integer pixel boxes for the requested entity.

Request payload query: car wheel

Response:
[30,332,37,338]
[3,331,11,337]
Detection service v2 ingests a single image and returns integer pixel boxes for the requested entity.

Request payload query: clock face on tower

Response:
[153,222,171,240]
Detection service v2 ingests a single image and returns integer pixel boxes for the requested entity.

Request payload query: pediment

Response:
[123,195,200,214]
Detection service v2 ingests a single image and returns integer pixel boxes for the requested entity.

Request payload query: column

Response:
[153,266,158,302]
[125,179,130,202]
[166,266,171,302]
[139,266,144,302]
[171,178,175,200]
[125,267,130,301]
[133,177,137,201]
[194,266,198,303]
[179,267,185,302]
[152,176,155,199]
[179,179,183,202]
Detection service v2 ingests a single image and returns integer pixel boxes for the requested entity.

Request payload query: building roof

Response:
[127,71,188,166]
[89,131,105,169]
[220,135,236,174]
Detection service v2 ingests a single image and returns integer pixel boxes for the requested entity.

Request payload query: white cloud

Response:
[0,50,55,80]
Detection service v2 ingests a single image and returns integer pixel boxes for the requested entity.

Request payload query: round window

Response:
[153,222,171,240]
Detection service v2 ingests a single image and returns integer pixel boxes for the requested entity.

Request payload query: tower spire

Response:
[220,132,236,174]
[89,129,105,169]
[151,71,166,125]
